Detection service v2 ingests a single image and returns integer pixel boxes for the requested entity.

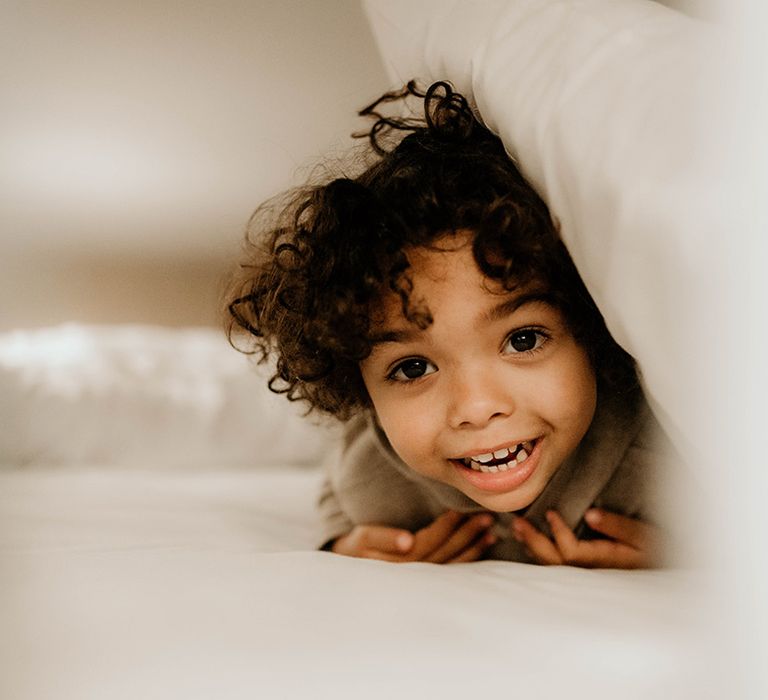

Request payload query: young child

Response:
[228,81,668,568]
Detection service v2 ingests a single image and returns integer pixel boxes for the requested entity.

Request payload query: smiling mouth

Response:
[457,440,536,473]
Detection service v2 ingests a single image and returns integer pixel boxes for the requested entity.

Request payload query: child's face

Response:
[359,233,597,513]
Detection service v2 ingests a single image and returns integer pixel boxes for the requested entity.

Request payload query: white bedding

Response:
[363,0,719,470]
[0,466,714,700]
[1,0,753,695]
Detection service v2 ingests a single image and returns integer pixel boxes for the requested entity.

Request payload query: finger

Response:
[547,510,650,568]
[347,525,414,556]
[361,526,415,554]
[358,548,413,563]
[560,538,650,569]
[447,530,498,564]
[511,516,562,565]
[545,510,582,561]
[425,514,495,563]
[411,511,466,558]
[584,509,655,551]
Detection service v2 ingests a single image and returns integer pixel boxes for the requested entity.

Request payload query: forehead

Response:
[371,239,551,329]
[402,232,543,290]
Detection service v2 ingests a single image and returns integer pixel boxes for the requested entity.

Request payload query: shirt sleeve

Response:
[313,413,444,550]
[316,445,356,550]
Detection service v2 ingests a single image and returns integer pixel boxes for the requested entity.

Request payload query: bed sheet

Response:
[0,465,718,700]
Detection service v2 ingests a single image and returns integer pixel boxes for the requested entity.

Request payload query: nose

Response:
[445,365,516,429]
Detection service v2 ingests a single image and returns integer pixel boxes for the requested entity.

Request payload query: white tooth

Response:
[488,465,498,473]
[517,449,528,463]
[475,452,493,463]
[493,447,510,460]
[471,460,483,471]
[496,462,509,472]
[480,464,491,473]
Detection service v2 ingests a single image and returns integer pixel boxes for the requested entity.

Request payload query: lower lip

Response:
[451,440,540,493]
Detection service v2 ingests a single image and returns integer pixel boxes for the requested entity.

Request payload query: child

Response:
[227,81,668,568]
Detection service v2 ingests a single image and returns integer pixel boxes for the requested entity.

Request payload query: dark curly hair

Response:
[227,81,636,419]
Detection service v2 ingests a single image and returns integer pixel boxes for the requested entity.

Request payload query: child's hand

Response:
[511,509,660,569]
[331,510,497,563]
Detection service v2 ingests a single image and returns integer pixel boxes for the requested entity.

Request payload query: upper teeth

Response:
[467,442,531,465]
[461,441,534,472]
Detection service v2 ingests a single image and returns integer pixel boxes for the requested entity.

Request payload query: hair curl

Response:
[227,81,636,420]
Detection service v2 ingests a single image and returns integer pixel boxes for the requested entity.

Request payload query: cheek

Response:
[364,387,438,471]
[378,412,438,479]
[377,400,429,449]
[525,345,596,435]
[547,351,598,432]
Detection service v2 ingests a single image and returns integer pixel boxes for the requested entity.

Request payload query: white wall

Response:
[0,0,389,329]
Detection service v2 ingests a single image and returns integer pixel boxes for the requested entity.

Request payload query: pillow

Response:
[0,324,337,468]
[362,0,721,459]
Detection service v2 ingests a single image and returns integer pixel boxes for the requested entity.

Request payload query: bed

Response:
[0,460,711,699]
[2,0,760,697]
[0,324,721,699]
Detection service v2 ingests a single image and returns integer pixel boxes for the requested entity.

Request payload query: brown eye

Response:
[504,330,546,354]
[389,358,437,382]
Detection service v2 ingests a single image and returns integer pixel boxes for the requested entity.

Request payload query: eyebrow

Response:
[367,327,421,346]
[367,291,557,347]
[483,291,556,322]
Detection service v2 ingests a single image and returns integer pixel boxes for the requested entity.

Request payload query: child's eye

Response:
[388,358,437,382]
[503,329,548,355]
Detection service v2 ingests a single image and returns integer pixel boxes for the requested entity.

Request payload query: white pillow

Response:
[363,0,722,460]
[0,324,336,468]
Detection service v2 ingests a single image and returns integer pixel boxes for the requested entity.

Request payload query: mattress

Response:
[0,465,716,700]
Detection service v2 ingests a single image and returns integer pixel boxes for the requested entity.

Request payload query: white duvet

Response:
[0,466,714,700]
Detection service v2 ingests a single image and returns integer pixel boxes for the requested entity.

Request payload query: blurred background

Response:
[0,0,711,333]
[1,0,389,331]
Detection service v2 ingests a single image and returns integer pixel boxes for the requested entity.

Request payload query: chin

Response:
[468,489,538,513]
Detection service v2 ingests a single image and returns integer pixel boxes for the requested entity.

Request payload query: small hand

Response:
[511,508,660,569]
[331,510,497,563]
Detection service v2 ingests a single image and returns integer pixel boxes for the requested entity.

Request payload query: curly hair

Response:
[227,81,636,419]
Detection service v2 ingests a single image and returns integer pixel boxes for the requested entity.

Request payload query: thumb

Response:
[361,526,414,553]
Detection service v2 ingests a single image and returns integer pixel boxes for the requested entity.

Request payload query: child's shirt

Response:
[318,385,672,562]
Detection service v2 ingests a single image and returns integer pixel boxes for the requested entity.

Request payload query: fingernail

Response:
[396,532,413,551]
[585,509,600,526]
